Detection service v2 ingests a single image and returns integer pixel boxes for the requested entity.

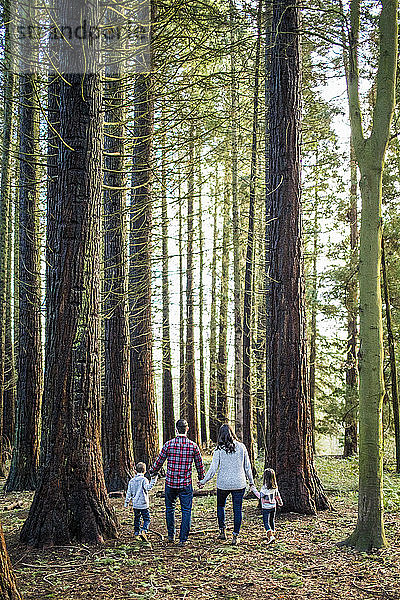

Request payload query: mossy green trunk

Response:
[344,165,386,550]
[341,0,397,551]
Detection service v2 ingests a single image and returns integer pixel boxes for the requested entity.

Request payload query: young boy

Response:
[124,462,158,541]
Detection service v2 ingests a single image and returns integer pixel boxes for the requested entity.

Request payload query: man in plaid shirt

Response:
[149,419,205,546]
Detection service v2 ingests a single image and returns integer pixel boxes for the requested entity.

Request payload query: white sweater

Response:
[199,441,255,490]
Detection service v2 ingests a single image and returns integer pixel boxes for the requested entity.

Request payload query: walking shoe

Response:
[218,528,227,540]
[231,533,239,546]
[140,532,148,542]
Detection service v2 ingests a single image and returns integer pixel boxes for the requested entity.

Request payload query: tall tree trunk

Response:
[102,71,134,491]
[309,150,319,454]
[185,127,200,445]
[178,167,186,418]
[20,2,118,544]
[381,236,400,473]
[3,129,16,456]
[6,70,43,492]
[129,72,159,466]
[198,156,207,446]
[264,2,273,462]
[161,116,175,443]
[39,74,59,466]
[267,0,329,514]
[343,143,359,457]
[209,184,219,443]
[243,0,262,467]
[230,0,243,441]
[0,521,23,599]
[340,0,397,551]
[255,203,266,456]
[216,167,230,429]
[0,0,15,477]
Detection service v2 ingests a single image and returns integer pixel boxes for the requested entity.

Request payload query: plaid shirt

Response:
[150,434,205,488]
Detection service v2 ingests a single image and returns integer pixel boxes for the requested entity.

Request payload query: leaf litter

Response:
[0,458,399,600]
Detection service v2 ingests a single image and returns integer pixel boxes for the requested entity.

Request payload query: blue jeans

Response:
[133,508,151,534]
[165,484,193,542]
[262,507,276,532]
[217,488,245,535]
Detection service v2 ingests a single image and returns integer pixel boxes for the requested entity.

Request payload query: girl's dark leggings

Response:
[262,507,276,532]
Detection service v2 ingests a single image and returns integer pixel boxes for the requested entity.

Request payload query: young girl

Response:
[252,468,283,544]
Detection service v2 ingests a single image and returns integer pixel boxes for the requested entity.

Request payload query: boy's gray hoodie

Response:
[124,474,158,510]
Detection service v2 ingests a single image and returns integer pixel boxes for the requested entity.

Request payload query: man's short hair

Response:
[136,462,146,473]
[176,419,189,434]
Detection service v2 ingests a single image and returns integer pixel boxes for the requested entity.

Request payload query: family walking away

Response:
[124,419,284,546]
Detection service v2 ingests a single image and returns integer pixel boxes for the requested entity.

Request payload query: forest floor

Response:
[1,455,400,600]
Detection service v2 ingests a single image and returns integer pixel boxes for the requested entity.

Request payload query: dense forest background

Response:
[0,0,399,597]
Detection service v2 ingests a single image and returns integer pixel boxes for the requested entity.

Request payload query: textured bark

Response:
[40,74,59,466]
[5,72,43,492]
[0,521,23,599]
[161,120,175,443]
[198,158,207,446]
[230,0,243,441]
[309,152,319,454]
[129,73,159,466]
[255,203,266,456]
[242,0,262,467]
[3,145,16,454]
[185,129,200,445]
[0,0,15,477]
[178,173,186,417]
[208,190,219,443]
[264,3,273,462]
[216,169,230,429]
[20,62,118,545]
[267,0,329,514]
[381,237,400,473]
[340,0,396,551]
[102,72,134,491]
[343,144,359,457]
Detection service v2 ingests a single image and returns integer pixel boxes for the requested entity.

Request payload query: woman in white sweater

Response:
[198,424,255,545]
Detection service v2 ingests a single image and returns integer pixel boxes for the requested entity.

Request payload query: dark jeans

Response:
[165,484,193,542]
[217,488,245,535]
[262,507,276,532]
[133,508,151,534]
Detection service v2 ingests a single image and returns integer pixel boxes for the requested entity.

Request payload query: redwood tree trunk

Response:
[0,0,15,477]
[20,63,118,544]
[267,0,329,513]
[178,171,186,418]
[198,157,207,446]
[0,522,23,600]
[216,169,230,430]
[161,119,175,442]
[102,71,134,491]
[209,188,219,443]
[129,72,159,466]
[185,128,200,445]
[243,0,262,467]
[230,0,243,441]
[6,71,42,492]
[3,118,16,455]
